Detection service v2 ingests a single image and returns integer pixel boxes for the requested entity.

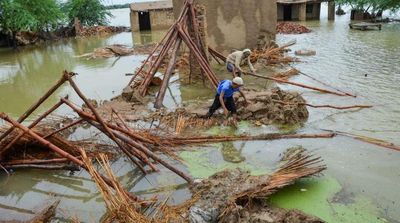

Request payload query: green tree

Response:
[336,0,400,14]
[22,0,65,32]
[62,0,112,26]
[0,0,37,47]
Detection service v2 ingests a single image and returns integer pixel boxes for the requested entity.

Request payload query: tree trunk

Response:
[12,31,17,49]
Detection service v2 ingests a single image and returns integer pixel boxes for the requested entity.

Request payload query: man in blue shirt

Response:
[206,77,248,120]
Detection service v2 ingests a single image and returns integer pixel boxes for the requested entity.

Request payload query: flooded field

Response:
[0,6,399,222]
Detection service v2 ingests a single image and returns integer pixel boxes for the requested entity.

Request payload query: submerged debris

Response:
[189,150,326,223]
[77,44,156,59]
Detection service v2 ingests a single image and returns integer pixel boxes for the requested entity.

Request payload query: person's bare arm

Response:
[247,56,256,73]
[235,53,243,73]
[219,92,229,116]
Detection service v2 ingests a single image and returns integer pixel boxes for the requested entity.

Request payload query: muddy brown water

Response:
[0,6,400,222]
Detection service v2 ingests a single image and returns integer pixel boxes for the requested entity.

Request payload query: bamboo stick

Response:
[170,133,336,145]
[140,29,179,96]
[178,27,218,88]
[3,158,71,166]
[322,129,400,152]
[0,73,72,143]
[107,126,192,183]
[297,69,356,97]
[4,164,80,171]
[155,38,182,109]
[246,72,349,97]
[272,100,373,110]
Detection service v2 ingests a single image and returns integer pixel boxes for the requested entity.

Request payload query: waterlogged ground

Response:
[0,6,400,222]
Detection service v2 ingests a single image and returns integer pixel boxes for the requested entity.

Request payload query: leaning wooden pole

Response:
[155,38,183,109]
[0,73,72,143]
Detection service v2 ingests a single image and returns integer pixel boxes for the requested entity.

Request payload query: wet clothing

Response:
[207,94,237,117]
[217,80,240,98]
[226,50,255,75]
[206,80,240,117]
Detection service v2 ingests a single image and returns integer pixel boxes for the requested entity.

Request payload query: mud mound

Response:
[189,169,324,223]
[236,88,309,125]
[277,22,311,34]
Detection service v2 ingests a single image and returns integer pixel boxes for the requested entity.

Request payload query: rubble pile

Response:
[276,22,312,34]
[236,88,309,125]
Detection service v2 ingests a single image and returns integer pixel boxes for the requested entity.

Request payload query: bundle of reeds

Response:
[220,151,326,220]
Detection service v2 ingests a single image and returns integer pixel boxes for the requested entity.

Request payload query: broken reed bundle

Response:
[250,41,300,66]
[81,150,150,223]
[82,149,197,223]
[220,151,326,220]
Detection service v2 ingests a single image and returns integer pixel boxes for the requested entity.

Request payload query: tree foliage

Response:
[336,0,400,13]
[0,0,37,35]
[62,0,112,26]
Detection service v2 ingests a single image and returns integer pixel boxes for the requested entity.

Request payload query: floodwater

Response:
[1,6,400,222]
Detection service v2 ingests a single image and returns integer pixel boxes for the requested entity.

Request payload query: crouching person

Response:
[206,77,248,121]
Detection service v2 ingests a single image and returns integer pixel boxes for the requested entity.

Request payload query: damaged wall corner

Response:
[172,0,277,53]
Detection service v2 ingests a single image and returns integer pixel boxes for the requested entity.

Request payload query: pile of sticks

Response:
[127,0,219,109]
[0,71,193,201]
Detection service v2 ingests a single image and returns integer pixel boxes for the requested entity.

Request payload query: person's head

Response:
[232,77,244,89]
[243,48,251,58]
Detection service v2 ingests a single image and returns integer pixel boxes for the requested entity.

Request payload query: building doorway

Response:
[283,5,292,20]
[138,11,151,31]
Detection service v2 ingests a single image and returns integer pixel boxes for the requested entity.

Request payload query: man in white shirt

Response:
[226,49,256,77]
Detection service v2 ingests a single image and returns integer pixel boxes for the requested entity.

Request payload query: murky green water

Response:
[1,6,400,222]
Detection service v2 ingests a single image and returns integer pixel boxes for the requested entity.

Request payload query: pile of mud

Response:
[189,169,323,223]
[118,87,309,126]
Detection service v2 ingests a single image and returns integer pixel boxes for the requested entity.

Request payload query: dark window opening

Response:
[283,5,292,20]
[306,4,314,14]
[138,11,151,31]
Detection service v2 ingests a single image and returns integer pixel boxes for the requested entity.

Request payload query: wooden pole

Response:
[178,27,219,87]
[246,72,350,97]
[139,29,179,96]
[155,38,182,109]
[0,73,72,143]
[297,69,356,97]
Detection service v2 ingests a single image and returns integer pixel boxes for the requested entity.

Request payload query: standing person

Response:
[205,77,248,121]
[226,49,256,77]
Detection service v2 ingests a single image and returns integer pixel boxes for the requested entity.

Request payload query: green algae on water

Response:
[268,177,388,223]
